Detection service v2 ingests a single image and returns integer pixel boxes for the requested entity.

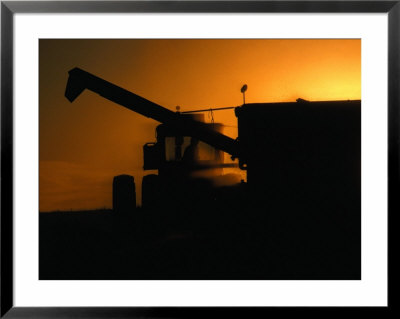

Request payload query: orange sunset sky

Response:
[39,39,361,212]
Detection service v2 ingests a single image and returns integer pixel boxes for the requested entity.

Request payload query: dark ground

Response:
[39,198,361,280]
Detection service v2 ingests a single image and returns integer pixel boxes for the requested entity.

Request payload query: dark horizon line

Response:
[39,208,115,214]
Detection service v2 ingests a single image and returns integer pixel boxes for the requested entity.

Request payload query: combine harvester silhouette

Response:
[65,67,361,279]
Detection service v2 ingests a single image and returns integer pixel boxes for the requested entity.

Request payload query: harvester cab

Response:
[143,114,225,175]
[141,116,229,212]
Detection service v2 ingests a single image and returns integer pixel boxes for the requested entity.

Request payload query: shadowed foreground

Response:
[39,194,360,280]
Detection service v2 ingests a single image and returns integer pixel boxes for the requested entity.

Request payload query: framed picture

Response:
[1,0,395,317]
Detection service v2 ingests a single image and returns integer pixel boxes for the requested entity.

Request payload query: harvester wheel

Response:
[141,174,160,210]
[113,175,136,214]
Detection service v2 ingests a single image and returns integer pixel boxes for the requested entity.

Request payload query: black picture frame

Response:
[1,0,396,317]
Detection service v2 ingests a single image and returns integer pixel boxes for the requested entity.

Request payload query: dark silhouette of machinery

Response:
[64,67,361,279]
[65,68,241,216]
[112,175,136,213]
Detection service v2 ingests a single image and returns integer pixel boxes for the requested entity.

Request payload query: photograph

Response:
[39,39,361,280]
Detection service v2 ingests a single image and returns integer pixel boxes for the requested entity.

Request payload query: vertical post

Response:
[240,84,247,105]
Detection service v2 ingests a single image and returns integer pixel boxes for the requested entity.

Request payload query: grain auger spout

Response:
[65,67,240,159]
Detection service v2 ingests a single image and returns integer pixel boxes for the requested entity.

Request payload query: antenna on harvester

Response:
[241,84,248,105]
